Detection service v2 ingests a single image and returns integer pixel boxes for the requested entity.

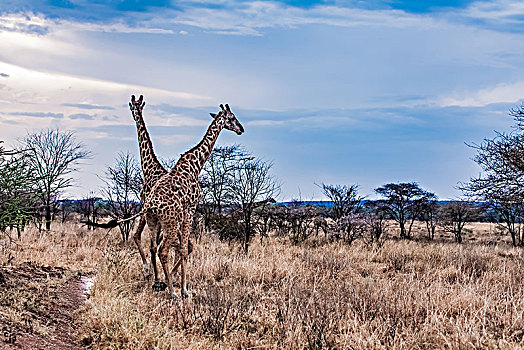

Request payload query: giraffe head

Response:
[129,95,146,122]
[210,104,244,135]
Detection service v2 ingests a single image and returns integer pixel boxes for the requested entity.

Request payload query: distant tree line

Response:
[196,147,487,252]
[3,102,524,250]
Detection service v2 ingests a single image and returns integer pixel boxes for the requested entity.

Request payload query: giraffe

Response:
[143,103,243,298]
[128,95,166,282]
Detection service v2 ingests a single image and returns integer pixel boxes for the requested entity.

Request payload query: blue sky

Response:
[0,0,523,200]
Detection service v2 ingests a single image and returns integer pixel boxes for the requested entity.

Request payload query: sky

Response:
[0,0,523,201]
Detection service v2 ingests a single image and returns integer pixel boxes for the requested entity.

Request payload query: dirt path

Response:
[0,262,87,349]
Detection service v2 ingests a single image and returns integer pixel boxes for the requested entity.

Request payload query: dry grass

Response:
[3,222,524,349]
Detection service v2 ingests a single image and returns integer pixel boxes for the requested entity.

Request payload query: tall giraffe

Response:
[143,104,243,298]
[128,95,167,282]
[129,95,192,289]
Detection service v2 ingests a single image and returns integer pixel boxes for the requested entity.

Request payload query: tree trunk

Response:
[399,221,406,239]
[510,230,517,247]
[455,230,462,243]
[45,205,51,231]
[244,210,251,255]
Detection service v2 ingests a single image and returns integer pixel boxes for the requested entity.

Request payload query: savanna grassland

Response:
[2,222,524,349]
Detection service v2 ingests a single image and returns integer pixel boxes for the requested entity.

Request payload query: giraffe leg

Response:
[170,256,181,284]
[147,216,167,291]
[169,238,193,283]
[179,209,194,298]
[158,222,179,298]
[133,215,151,279]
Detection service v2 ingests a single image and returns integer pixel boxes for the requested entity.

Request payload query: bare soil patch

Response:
[0,261,86,349]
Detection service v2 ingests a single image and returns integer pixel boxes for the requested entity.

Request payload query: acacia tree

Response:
[491,191,524,246]
[103,151,142,241]
[318,183,365,243]
[439,200,480,243]
[468,187,524,246]
[460,103,524,246]
[375,182,435,239]
[19,129,90,230]
[228,156,280,254]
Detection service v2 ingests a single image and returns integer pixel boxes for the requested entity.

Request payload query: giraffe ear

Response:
[210,113,217,119]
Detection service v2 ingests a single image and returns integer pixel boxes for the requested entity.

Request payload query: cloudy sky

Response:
[0,0,523,200]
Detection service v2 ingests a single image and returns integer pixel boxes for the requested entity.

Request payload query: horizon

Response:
[1,0,524,201]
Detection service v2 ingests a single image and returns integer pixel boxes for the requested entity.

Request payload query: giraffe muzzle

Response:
[235,125,244,135]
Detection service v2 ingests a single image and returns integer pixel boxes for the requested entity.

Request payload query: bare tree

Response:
[363,201,389,243]
[439,200,481,243]
[375,182,435,239]
[318,183,364,221]
[254,204,274,244]
[201,145,251,215]
[228,157,280,254]
[77,193,103,230]
[103,151,142,241]
[269,205,291,236]
[485,189,524,246]
[58,200,75,223]
[285,201,318,244]
[461,103,524,246]
[19,129,91,230]
[313,216,330,238]
[420,199,440,240]
[336,213,366,244]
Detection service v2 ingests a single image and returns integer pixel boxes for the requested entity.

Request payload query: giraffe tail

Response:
[81,209,149,229]
[81,219,119,229]
[116,210,144,224]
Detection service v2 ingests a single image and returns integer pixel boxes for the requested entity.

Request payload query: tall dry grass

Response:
[3,222,524,349]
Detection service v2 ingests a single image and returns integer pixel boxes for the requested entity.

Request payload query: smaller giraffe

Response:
[143,103,243,298]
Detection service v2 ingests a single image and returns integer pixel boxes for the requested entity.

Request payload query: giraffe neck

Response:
[178,117,224,175]
[132,109,165,183]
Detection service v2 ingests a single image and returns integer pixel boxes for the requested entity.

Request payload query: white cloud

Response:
[439,81,524,107]
[60,20,174,34]
[165,2,437,35]
[3,1,524,41]
[0,26,85,58]
[0,12,173,36]
[0,60,208,106]
[464,0,524,21]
